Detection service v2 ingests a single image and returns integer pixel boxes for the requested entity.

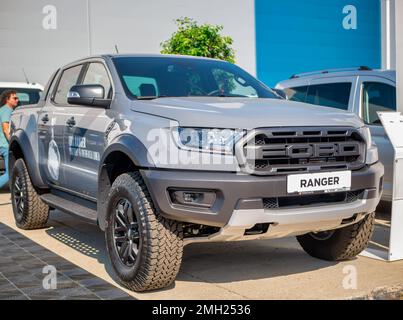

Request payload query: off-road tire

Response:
[11,158,49,230]
[105,172,184,292]
[297,212,375,261]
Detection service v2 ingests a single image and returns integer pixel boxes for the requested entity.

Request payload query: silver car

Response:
[276,67,396,202]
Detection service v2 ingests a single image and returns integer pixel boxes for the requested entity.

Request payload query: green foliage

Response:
[161,17,235,63]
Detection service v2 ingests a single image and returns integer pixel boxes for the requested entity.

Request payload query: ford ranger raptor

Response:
[8,54,383,291]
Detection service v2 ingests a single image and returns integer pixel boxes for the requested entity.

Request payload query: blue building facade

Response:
[255,0,382,86]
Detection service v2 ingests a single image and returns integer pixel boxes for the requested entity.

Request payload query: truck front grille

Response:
[263,190,365,209]
[236,127,366,175]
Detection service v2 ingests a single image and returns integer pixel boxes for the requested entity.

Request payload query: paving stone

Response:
[0,289,26,300]
[78,277,109,287]
[0,222,134,300]
[29,295,60,300]
[0,284,16,292]
[2,294,30,300]
[95,288,133,300]
[84,283,121,292]
[67,294,100,300]
[67,273,97,282]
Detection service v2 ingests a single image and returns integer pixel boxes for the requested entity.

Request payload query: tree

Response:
[161,17,235,63]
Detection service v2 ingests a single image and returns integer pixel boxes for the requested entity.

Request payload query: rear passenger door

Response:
[358,77,396,197]
[61,61,114,198]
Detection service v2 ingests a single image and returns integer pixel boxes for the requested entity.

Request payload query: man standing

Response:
[0,90,18,189]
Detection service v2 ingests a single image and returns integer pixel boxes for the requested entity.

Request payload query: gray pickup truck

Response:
[8,54,383,292]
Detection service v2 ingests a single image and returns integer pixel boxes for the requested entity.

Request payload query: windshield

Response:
[0,88,42,106]
[113,56,279,99]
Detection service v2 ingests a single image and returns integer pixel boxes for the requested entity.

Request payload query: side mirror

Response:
[272,88,287,99]
[67,84,111,107]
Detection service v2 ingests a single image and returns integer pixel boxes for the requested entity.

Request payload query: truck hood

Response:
[130,97,363,129]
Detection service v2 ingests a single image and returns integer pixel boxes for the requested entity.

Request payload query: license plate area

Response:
[287,171,352,194]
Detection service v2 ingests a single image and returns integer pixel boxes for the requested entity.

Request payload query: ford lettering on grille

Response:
[285,142,360,158]
[236,127,366,175]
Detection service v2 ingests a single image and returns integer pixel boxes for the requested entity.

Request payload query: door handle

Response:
[66,117,76,127]
[41,114,49,123]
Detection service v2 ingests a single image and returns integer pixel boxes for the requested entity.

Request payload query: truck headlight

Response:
[358,126,372,149]
[175,127,245,155]
[359,126,378,164]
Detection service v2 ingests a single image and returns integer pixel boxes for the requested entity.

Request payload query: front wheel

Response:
[297,212,375,261]
[11,158,49,230]
[105,172,184,292]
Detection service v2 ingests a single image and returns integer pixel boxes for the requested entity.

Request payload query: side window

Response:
[362,82,396,125]
[54,65,83,104]
[283,86,308,102]
[306,82,352,110]
[82,63,112,98]
[45,69,60,101]
[16,90,41,106]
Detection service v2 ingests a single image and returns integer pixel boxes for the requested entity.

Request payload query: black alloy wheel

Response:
[13,174,25,219]
[113,198,140,267]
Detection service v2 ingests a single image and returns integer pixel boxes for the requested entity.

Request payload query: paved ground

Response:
[0,190,402,300]
[0,223,133,300]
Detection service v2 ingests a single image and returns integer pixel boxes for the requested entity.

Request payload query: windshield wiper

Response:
[136,95,168,100]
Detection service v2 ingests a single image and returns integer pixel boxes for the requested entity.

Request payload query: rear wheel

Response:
[297,212,375,261]
[11,158,49,230]
[105,172,183,292]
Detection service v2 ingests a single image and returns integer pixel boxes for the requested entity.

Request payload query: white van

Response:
[0,82,44,174]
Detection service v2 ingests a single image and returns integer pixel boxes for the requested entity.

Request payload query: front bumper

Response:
[141,161,384,229]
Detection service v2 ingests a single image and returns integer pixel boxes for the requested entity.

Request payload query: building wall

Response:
[256,0,382,86]
[0,0,256,86]
[0,0,385,88]
[381,0,396,70]
[0,0,89,85]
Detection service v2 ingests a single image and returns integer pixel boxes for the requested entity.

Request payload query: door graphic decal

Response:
[47,117,60,181]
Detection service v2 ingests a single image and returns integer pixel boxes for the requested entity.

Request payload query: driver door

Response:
[61,61,113,198]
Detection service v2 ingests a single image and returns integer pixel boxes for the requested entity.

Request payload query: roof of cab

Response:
[104,53,221,61]
[63,53,224,69]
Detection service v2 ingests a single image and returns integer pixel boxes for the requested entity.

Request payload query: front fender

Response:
[97,134,155,230]
[9,130,47,189]
[99,134,156,171]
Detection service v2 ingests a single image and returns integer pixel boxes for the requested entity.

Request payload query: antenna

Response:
[114,44,119,54]
[22,68,30,84]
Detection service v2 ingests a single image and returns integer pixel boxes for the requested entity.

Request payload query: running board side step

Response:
[40,193,98,224]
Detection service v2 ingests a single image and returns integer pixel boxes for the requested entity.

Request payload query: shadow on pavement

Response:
[44,211,120,284]
[178,239,338,283]
[40,203,391,286]
[44,210,339,285]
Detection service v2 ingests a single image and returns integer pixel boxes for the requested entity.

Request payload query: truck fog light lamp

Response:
[169,190,216,208]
